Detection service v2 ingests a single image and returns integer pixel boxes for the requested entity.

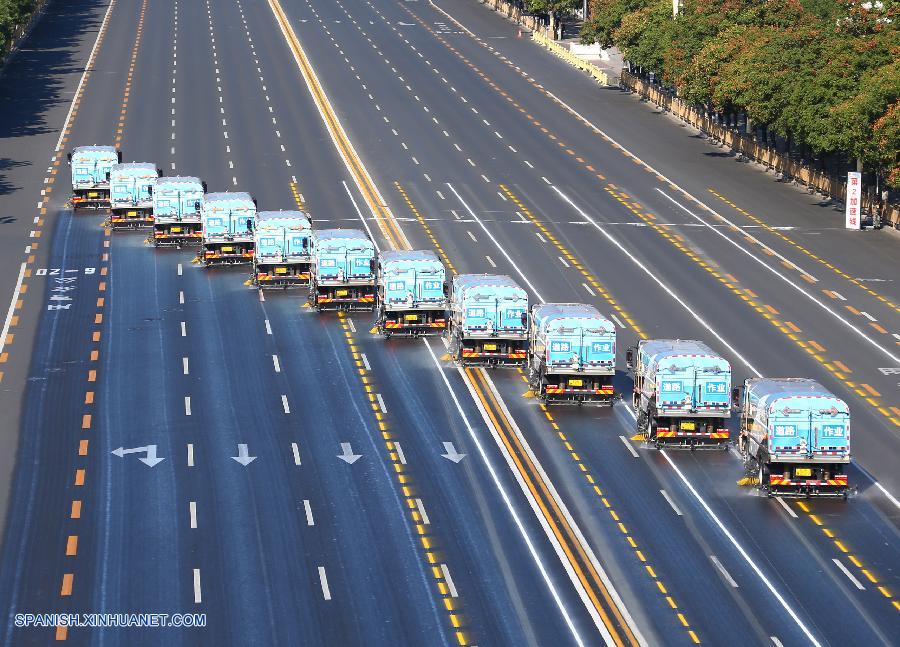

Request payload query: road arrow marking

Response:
[231,443,257,466]
[440,441,466,463]
[337,442,362,464]
[111,445,165,467]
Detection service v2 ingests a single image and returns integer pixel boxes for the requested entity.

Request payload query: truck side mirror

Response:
[252,199,258,209]
[370,258,376,273]
[147,185,153,196]
[625,348,634,370]
[731,386,742,408]
[521,312,528,328]
[194,201,201,212]
[201,182,208,193]
[67,152,72,163]
[157,168,163,177]
[117,151,123,163]
[105,172,111,181]
[443,282,449,296]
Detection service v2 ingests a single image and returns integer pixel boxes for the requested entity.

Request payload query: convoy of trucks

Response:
[254,211,313,287]
[68,145,121,210]
[449,274,529,365]
[528,303,616,404]
[68,144,854,497]
[109,162,159,228]
[309,229,376,311]
[151,176,206,246]
[735,378,850,498]
[376,250,447,336]
[627,339,731,448]
[200,192,257,265]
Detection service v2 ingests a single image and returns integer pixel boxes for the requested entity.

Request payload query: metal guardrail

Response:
[531,31,613,87]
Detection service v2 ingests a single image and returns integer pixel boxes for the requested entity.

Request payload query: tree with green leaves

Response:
[581,0,900,187]
[525,0,582,39]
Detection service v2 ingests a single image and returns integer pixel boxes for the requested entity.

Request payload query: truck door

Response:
[811,409,849,456]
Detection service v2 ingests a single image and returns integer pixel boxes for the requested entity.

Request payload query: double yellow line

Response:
[267,0,409,252]
[466,368,640,647]
[266,2,641,643]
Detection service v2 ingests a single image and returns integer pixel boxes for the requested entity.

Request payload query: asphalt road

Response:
[0,0,898,644]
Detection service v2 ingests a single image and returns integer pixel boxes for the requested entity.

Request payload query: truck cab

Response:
[152,176,206,246]
[449,274,528,365]
[310,229,376,311]
[69,145,120,210]
[200,192,257,265]
[528,303,616,404]
[254,210,313,287]
[629,339,731,448]
[109,162,160,228]
[737,377,850,498]
[376,250,447,336]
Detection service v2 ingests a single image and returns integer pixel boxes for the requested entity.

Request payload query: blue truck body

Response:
[528,303,616,404]
[200,192,257,265]
[629,339,731,447]
[449,274,528,365]
[109,162,158,228]
[740,378,850,497]
[253,211,313,287]
[69,145,120,210]
[376,250,447,336]
[152,176,205,246]
[310,229,376,310]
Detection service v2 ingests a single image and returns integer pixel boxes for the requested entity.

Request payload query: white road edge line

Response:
[659,489,682,516]
[475,368,647,646]
[658,446,821,646]
[710,555,738,588]
[619,435,639,458]
[832,558,865,590]
[657,188,900,365]
[440,563,458,598]
[774,496,798,519]
[414,497,430,524]
[447,183,545,301]
[193,568,202,604]
[318,566,332,600]
[422,339,587,647]
[553,185,761,376]
[0,264,27,357]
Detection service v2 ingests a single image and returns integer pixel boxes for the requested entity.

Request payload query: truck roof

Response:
[746,378,847,410]
[72,145,118,156]
[640,339,719,359]
[532,303,614,334]
[155,176,203,188]
[314,228,371,242]
[111,162,157,175]
[379,250,439,264]
[204,191,254,204]
[257,210,311,226]
[453,274,522,291]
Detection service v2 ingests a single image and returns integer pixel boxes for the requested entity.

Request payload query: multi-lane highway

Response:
[0,0,898,644]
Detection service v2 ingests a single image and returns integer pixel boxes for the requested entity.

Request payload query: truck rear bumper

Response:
[379,308,447,337]
[313,284,376,311]
[652,427,730,448]
[153,223,202,247]
[541,376,615,406]
[202,241,254,266]
[110,207,153,229]
[458,338,527,366]
[255,262,311,288]
[72,189,111,211]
